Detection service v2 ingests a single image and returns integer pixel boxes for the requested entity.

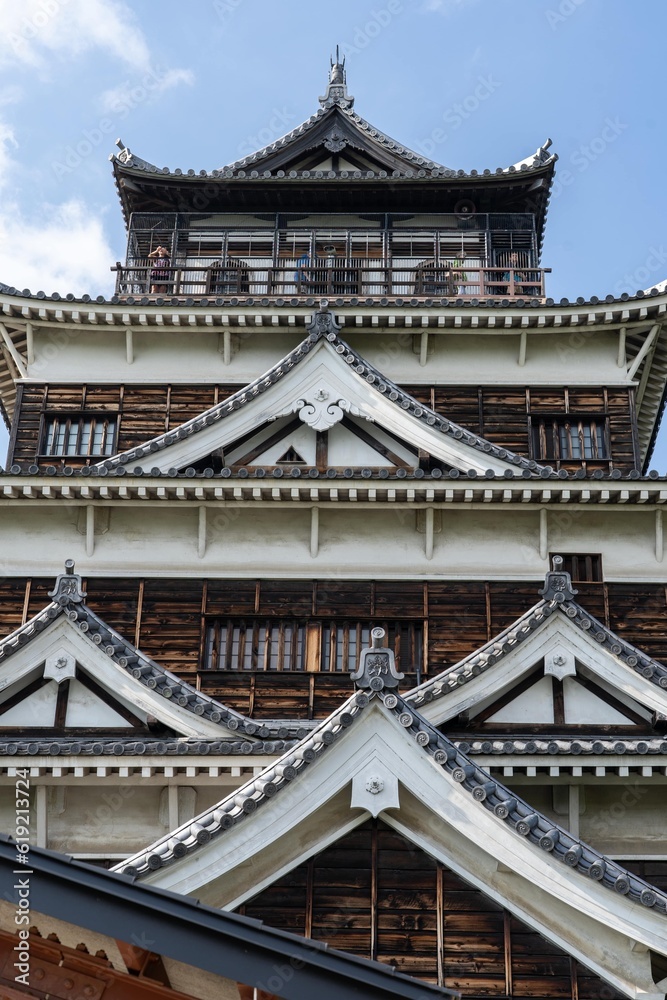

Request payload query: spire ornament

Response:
[48,559,86,606]
[319,46,354,110]
[539,554,578,603]
[351,627,404,691]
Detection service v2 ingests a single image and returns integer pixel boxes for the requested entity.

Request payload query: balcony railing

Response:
[112,258,550,300]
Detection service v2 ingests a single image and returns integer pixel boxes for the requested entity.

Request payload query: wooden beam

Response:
[419,330,429,368]
[657,509,664,563]
[310,505,319,558]
[425,506,434,560]
[198,505,207,558]
[539,508,548,560]
[0,322,27,378]
[617,325,626,367]
[126,328,134,364]
[86,505,95,556]
[25,321,35,365]
[627,323,659,379]
[518,329,527,367]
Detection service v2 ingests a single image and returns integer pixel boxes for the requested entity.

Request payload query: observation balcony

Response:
[112,212,550,301]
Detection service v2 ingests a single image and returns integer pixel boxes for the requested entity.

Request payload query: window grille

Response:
[42,415,117,457]
[532,416,607,462]
[204,619,423,673]
[549,553,603,583]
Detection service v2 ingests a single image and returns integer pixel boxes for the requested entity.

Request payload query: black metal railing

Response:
[112,259,550,300]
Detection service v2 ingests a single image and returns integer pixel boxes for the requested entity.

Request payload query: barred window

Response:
[532,416,607,462]
[204,619,423,673]
[42,415,117,457]
[550,553,602,583]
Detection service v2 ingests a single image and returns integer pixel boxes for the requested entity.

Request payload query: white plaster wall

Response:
[0,503,665,580]
[580,784,667,856]
[27,325,627,388]
[46,784,168,854]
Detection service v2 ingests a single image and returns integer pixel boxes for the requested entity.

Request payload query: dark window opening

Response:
[41,414,117,457]
[550,553,603,583]
[532,416,608,463]
[204,619,423,674]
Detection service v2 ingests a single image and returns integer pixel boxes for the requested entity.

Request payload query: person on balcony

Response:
[451,255,468,295]
[148,246,171,293]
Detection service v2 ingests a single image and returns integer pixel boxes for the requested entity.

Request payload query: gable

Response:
[409,601,667,730]
[472,666,651,730]
[242,818,627,999]
[95,311,537,477]
[116,694,667,999]
[226,104,445,176]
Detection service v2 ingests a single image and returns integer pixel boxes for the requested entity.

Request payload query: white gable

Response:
[120,698,667,999]
[485,675,554,724]
[1,681,58,726]
[102,335,526,476]
[411,611,667,727]
[0,615,233,738]
[64,678,134,728]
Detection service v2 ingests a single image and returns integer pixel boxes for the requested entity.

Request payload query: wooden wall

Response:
[1,578,666,720]
[241,818,627,998]
[9,383,638,471]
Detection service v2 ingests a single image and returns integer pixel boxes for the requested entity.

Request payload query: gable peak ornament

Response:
[307,304,341,340]
[319,46,354,110]
[539,554,578,604]
[48,559,86,606]
[350,627,404,691]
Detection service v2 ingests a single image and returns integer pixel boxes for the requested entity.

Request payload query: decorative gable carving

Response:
[115,691,667,999]
[94,309,539,477]
[409,559,667,732]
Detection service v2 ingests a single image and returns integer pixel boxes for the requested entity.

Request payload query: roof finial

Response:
[538,554,578,604]
[319,46,354,110]
[48,559,86,606]
[350,627,404,692]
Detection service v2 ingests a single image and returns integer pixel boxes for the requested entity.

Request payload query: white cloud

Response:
[0,0,150,71]
[100,66,195,115]
[421,0,481,13]
[0,120,19,190]
[0,198,115,297]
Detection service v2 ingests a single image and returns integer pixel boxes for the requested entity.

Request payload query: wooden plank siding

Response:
[1,579,666,719]
[240,819,627,998]
[8,384,638,471]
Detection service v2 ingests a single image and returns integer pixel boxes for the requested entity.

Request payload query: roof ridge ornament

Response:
[48,558,86,606]
[539,554,578,604]
[319,45,354,110]
[307,303,342,340]
[350,627,404,691]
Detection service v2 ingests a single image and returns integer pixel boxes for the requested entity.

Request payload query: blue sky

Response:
[0,0,666,468]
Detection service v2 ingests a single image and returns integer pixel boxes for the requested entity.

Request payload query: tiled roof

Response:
[456,736,667,756]
[407,559,667,709]
[0,737,296,756]
[89,307,544,475]
[114,685,667,915]
[0,562,310,742]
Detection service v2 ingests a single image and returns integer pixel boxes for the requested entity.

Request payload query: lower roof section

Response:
[0,834,458,1000]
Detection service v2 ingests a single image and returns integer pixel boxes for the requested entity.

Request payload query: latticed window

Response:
[42,415,117,457]
[204,619,423,673]
[532,416,607,462]
[550,553,603,583]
